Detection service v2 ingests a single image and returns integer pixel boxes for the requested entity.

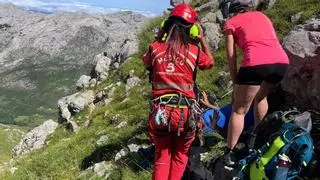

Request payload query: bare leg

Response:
[227,84,260,150]
[253,81,276,128]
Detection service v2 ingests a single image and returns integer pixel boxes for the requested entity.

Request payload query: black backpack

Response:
[182,146,213,180]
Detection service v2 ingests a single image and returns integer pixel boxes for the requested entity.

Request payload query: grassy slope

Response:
[0,65,90,127]
[1,0,319,179]
[0,124,25,164]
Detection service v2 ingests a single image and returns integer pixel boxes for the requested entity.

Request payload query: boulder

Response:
[12,120,58,157]
[93,53,112,81]
[67,120,80,132]
[195,0,220,13]
[96,135,109,146]
[201,13,222,50]
[76,75,91,89]
[115,149,128,161]
[282,15,320,111]
[58,90,95,122]
[125,76,141,93]
[93,161,112,177]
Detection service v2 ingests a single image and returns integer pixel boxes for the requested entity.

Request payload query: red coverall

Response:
[142,41,212,180]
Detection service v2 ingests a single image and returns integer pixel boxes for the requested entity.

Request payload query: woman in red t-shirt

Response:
[220,0,289,156]
[142,4,214,180]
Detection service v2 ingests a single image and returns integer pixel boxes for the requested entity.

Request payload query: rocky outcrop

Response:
[195,0,220,13]
[93,161,112,178]
[12,120,58,157]
[0,4,147,124]
[0,4,146,89]
[125,77,141,93]
[79,161,113,178]
[76,75,92,90]
[200,12,223,50]
[58,90,95,122]
[282,15,320,111]
[92,53,112,81]
[170,0,192,6]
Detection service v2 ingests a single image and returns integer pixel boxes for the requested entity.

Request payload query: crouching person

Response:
[141,4,214,180]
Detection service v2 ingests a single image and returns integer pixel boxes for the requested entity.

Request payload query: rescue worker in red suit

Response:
[141,4,214,180]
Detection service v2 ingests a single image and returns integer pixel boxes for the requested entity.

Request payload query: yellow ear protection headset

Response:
[159,17,200,41]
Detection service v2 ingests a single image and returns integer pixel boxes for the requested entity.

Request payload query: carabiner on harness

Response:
[153,96,175,126]
[155,103,167,126]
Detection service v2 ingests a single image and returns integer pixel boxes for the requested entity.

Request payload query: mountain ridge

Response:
[0,4,147,126]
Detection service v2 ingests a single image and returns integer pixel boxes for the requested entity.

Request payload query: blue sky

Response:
[0,0,170,16]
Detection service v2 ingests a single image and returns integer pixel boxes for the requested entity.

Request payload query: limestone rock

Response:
[96,135,109,146]
[201,19,222,50]
[195,0,220,13]
[125,76,141,93]
[127,144,151,153]
[170,0,192,6]
[68,120,80,133]
[291,12,303,23]
[116,121,127,129]
[93,161,112,177]
[93,53,112,81]
[282,15,320,111]
[115,149,128,161]
[58,90,95,122]
[0,4,147,122]
[76,75,91,90]
[89,78,97,87]
[12,120,58,157]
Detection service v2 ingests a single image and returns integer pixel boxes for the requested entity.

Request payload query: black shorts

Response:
[237,63,289,85]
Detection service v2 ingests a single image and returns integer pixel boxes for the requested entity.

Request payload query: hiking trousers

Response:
[148,104,195,180]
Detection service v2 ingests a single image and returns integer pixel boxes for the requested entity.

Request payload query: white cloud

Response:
[0,0,157,16]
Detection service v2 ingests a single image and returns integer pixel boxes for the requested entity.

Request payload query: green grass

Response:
[266,0,320,39]
[0,64,90,127]
[0,75,151,179]
[0,124,25,163]
[1,0,319,178]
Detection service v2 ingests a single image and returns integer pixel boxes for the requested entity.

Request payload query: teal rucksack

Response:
[237,110,314,180]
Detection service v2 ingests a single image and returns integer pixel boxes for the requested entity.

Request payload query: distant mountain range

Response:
[0,4,147,126]
[0,1,158,17]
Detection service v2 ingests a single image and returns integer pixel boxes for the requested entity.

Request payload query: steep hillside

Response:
[0,4,147,126]
[0,124,25,164]
[0,0,319,179]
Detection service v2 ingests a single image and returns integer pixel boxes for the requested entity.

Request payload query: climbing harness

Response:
[151,93,202,137]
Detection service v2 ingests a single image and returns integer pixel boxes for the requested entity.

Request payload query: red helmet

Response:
[170,4,198,24]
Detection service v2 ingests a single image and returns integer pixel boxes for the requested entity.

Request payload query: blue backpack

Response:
[237,110,314,180]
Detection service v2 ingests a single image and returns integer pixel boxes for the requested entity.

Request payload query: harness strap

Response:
[178,108,184,136]
[168,107,174,132]
[177,94,183,136]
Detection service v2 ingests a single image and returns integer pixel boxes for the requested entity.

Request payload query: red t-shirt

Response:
[224,11,289,67]
[142,41,213,98]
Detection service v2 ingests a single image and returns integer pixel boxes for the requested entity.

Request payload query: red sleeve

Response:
[141,45,152,69]
[223,20,236,35]
[198,50,213,70]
